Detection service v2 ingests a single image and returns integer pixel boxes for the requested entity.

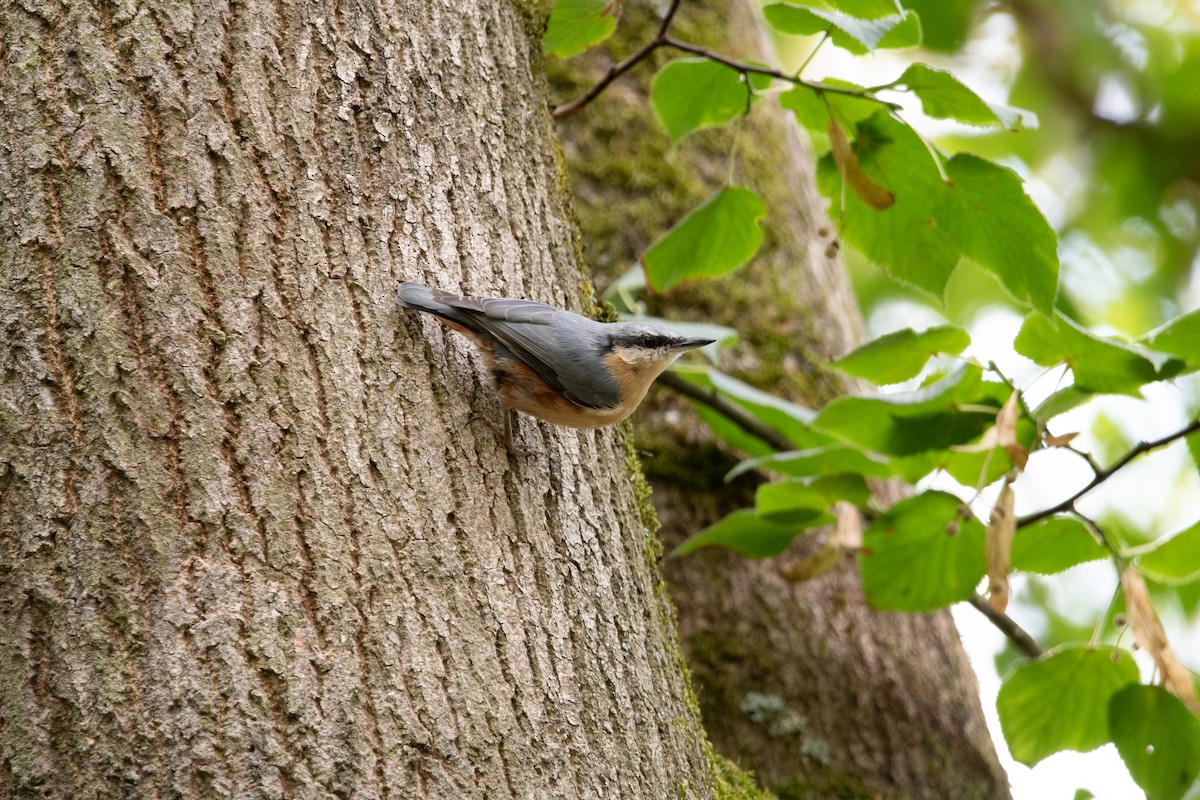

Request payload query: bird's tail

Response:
[397,281,440,310]
[397,282,483,331]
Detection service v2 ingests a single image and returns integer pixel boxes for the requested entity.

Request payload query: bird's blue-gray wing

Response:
[399,283,621,409]
[458,296,622,410]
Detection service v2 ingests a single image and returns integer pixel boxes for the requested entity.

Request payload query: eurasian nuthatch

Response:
[397,282,714,451]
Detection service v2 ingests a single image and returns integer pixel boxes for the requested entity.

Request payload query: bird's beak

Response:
[674,337,717,351]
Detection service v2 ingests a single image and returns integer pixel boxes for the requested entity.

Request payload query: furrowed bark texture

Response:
[548,1,1010,798]
[0,1,713,797]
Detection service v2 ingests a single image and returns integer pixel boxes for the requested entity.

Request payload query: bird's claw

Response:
[468,412,531,457]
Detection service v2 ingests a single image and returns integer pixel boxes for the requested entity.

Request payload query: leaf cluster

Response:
[545,0,1200,796]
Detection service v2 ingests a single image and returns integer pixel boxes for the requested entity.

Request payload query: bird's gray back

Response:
[398,283,621,409]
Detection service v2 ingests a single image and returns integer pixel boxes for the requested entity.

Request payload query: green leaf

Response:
[817,113,1059,309]
[1012,517,1108,575]
[704,368,830,447]
[1109,685,1200,800]
[1138,520,1200,585]
[1142,308,1200,372]
[671,365,833,456]
[875,10,921,49]
[817,112,960,295]
[727,444,892,482]
[1015,312,1161,395]
[756,481,833,524]
[650,58,751,142]
[673,508,823,558]
[815,365,1028,485]
[891,63,1035,129]
[543,0,619,58]
[997,645,1139,766]
[809,473,872,506]
[691,403,774,458]
[779,79,911,140]
[763,4,916,54]
[742,62,776,94]
[1034,385,1097,420]
[779,85,829,131]
[938,439,1029,488]
[812,0,903,17]
[813,364,1000,456]
[822,79,888,128]
[642,186,765,291]
[859,490,985,611]
[831,324,970,384]
[934,154,1059,313]
[942,412,1038,487]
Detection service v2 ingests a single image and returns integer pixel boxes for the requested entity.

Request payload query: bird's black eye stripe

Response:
[610,332,676,349]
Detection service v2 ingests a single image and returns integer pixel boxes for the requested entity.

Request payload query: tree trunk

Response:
[0,1,722,797]
[548,2,1010,798]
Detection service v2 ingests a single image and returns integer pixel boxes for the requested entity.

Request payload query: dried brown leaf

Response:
[829,120,895,210]
[1042,430,1080,448]
[985,482,1016,613]
[995,391,1029,471]
[1121,567,1200,713]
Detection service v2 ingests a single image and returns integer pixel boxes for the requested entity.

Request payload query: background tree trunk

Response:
[548,2,1011,798]
[0,1,726,797]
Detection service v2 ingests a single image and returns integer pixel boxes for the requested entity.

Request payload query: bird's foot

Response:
[468,411,531,457]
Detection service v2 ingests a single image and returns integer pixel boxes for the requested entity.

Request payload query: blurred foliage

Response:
[884,0,1200,336]
[545,0,1200,795]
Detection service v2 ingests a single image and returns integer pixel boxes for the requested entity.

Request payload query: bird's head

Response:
[607,322,715,372]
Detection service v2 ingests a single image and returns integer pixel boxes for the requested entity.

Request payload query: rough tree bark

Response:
[548,1,1011,798]
[0,1,739,797]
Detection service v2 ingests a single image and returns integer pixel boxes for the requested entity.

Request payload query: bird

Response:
[397,282,714,453]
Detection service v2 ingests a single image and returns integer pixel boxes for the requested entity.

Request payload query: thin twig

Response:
[553,0,900,120]
[655,0,685,34]
[1061,443,1103,476]
[552,0,683,119]
[661,37,902,109]
[553,39,663,119]
[967,594,1043,659]
[1017,417,1200,528]
[658,371,794,453]
[1071,510,1123,562]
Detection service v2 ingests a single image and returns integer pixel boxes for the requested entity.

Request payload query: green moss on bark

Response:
[709,748,778,800]
[508,0,554,43]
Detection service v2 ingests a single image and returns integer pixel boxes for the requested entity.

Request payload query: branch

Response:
[1072,510,1124,562]
[967,594,1043,659]
[661,37,902,109]
[1018,417,1200,528]
[553,0,900,120]
[657,371,794,453]
[552,0,682,119]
